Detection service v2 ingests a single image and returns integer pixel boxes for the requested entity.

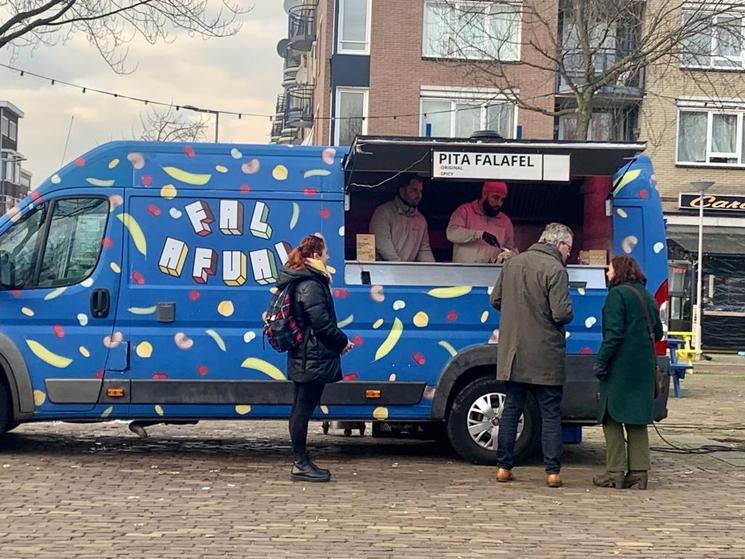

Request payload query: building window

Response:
[420,93,516,138]
[334,87,368,146]
[677,108,745,165]
[337,0,370,54]
[0,116,7,137]
[8,121,16,142]
[682,13,744,69]
[559,113,618,141]
[423,1,521,61]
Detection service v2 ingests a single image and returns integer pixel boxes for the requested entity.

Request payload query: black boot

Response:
[307,455,330,477]
[290,459,330,482]
[625,470,648,490]
[592,472,627,489]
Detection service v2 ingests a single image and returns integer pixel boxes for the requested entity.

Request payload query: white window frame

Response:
[681,11,745,70]
[712,14,744,68]
[422,0,522,62]
[334,87,369,146]
[0,115,7,137]
[676,104,745,167]
[337,0,372,55]
[8,120,16,142]
[419,88,518,138]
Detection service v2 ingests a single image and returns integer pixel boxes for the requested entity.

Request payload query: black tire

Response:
[446,376,540,465]
[0,380,11,437]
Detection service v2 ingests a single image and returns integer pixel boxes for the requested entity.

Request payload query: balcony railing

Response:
[282,48,303,86]
[279,125,300,145]
[285,85,314,128]
[288,5,316,51]
[557,48,644,98]
[271,117,284,142]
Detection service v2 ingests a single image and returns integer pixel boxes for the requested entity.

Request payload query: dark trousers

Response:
[497,381,564,474]
[289,381,325,462]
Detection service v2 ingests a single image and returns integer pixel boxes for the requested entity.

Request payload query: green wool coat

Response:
[596,282,663,425]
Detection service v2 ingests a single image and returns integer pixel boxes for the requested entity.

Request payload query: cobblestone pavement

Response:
[1,357,745,559]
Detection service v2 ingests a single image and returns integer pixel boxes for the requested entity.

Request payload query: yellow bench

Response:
[668,331,700,364]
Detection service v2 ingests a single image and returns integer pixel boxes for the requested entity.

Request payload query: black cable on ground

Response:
[650,423,745,454]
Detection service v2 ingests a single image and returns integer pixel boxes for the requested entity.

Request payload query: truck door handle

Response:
[90,288,110,318]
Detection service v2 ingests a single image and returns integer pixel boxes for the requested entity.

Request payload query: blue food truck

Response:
[0,136,670,463]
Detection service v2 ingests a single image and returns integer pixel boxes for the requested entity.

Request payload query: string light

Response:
[1,62,517,123]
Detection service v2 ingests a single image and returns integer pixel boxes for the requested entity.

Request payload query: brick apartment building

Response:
[0,101,30,215]
[638,3,745,349]
[272,0,556,145]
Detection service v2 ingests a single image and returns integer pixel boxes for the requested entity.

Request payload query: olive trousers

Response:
[603,416,650,473]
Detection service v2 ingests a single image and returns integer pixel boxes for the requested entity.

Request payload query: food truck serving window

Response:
[341,136,643,287]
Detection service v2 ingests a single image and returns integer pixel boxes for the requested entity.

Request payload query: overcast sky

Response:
[1,2,286,185]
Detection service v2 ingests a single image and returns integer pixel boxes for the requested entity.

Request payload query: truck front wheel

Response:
[446,376,540,465]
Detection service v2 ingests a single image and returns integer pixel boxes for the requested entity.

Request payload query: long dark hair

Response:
[286,235,325,270]
[609,255,647,287]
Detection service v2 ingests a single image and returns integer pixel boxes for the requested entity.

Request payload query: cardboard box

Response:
[356,234,376,261]
[579,250,608,266]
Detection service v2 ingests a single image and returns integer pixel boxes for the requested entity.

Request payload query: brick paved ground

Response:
[1,357,744,559]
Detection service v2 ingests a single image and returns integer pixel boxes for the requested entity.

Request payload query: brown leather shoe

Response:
[496,468,513,482]
[546,474,562,488]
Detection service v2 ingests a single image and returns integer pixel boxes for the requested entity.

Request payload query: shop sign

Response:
[679,193,745,213]
[432,151,570,181]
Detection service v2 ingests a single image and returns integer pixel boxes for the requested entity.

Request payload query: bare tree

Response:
[0,0,248,72]
[138,105,209,142]
[431,0,745,140]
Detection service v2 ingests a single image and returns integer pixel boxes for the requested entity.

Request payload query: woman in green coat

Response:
[593,256,663,490]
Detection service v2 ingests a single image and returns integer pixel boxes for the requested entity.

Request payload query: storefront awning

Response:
[667,225,745,255]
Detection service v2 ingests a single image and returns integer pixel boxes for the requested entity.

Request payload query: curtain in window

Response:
[711,113,737,154]
[421,99,451,136]
[340,0,368,51]
[681,12,713,66]
[678,112,707,162]
[488,4,520,60]
[485,103,515,138]
[423,1,519,61]
[713,16,743,68]
[455,103,482,137]
[423,2,450,57]
[337,91,365,146]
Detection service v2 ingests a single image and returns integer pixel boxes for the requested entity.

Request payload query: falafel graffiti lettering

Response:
[193,248,217,283]
[219,200,244,235]
[275,241,292,265]
[223,251,248,286]
[250,201,272,240]
[251,249,279,285]
[186,201,214,236]
[157,199,289,286]
[159,237,188,277]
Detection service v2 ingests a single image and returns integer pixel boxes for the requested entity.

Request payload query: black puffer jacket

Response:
[276,264,348,384]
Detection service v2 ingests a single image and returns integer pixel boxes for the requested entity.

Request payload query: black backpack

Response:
[263,283,304,352]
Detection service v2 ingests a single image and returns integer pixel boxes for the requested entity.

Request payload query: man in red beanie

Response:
[447,180,516,263]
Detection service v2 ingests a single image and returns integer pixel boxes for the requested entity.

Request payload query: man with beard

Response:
[369,174,435,262]
[447,181,516,263]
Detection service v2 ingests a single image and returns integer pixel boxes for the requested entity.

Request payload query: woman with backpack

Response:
[276,234,353,482]
[592,256,663,490]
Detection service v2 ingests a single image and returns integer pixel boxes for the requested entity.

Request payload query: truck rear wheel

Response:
[446,376,539,465]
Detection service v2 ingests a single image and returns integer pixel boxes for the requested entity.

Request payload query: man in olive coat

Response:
[489,222,574,487]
